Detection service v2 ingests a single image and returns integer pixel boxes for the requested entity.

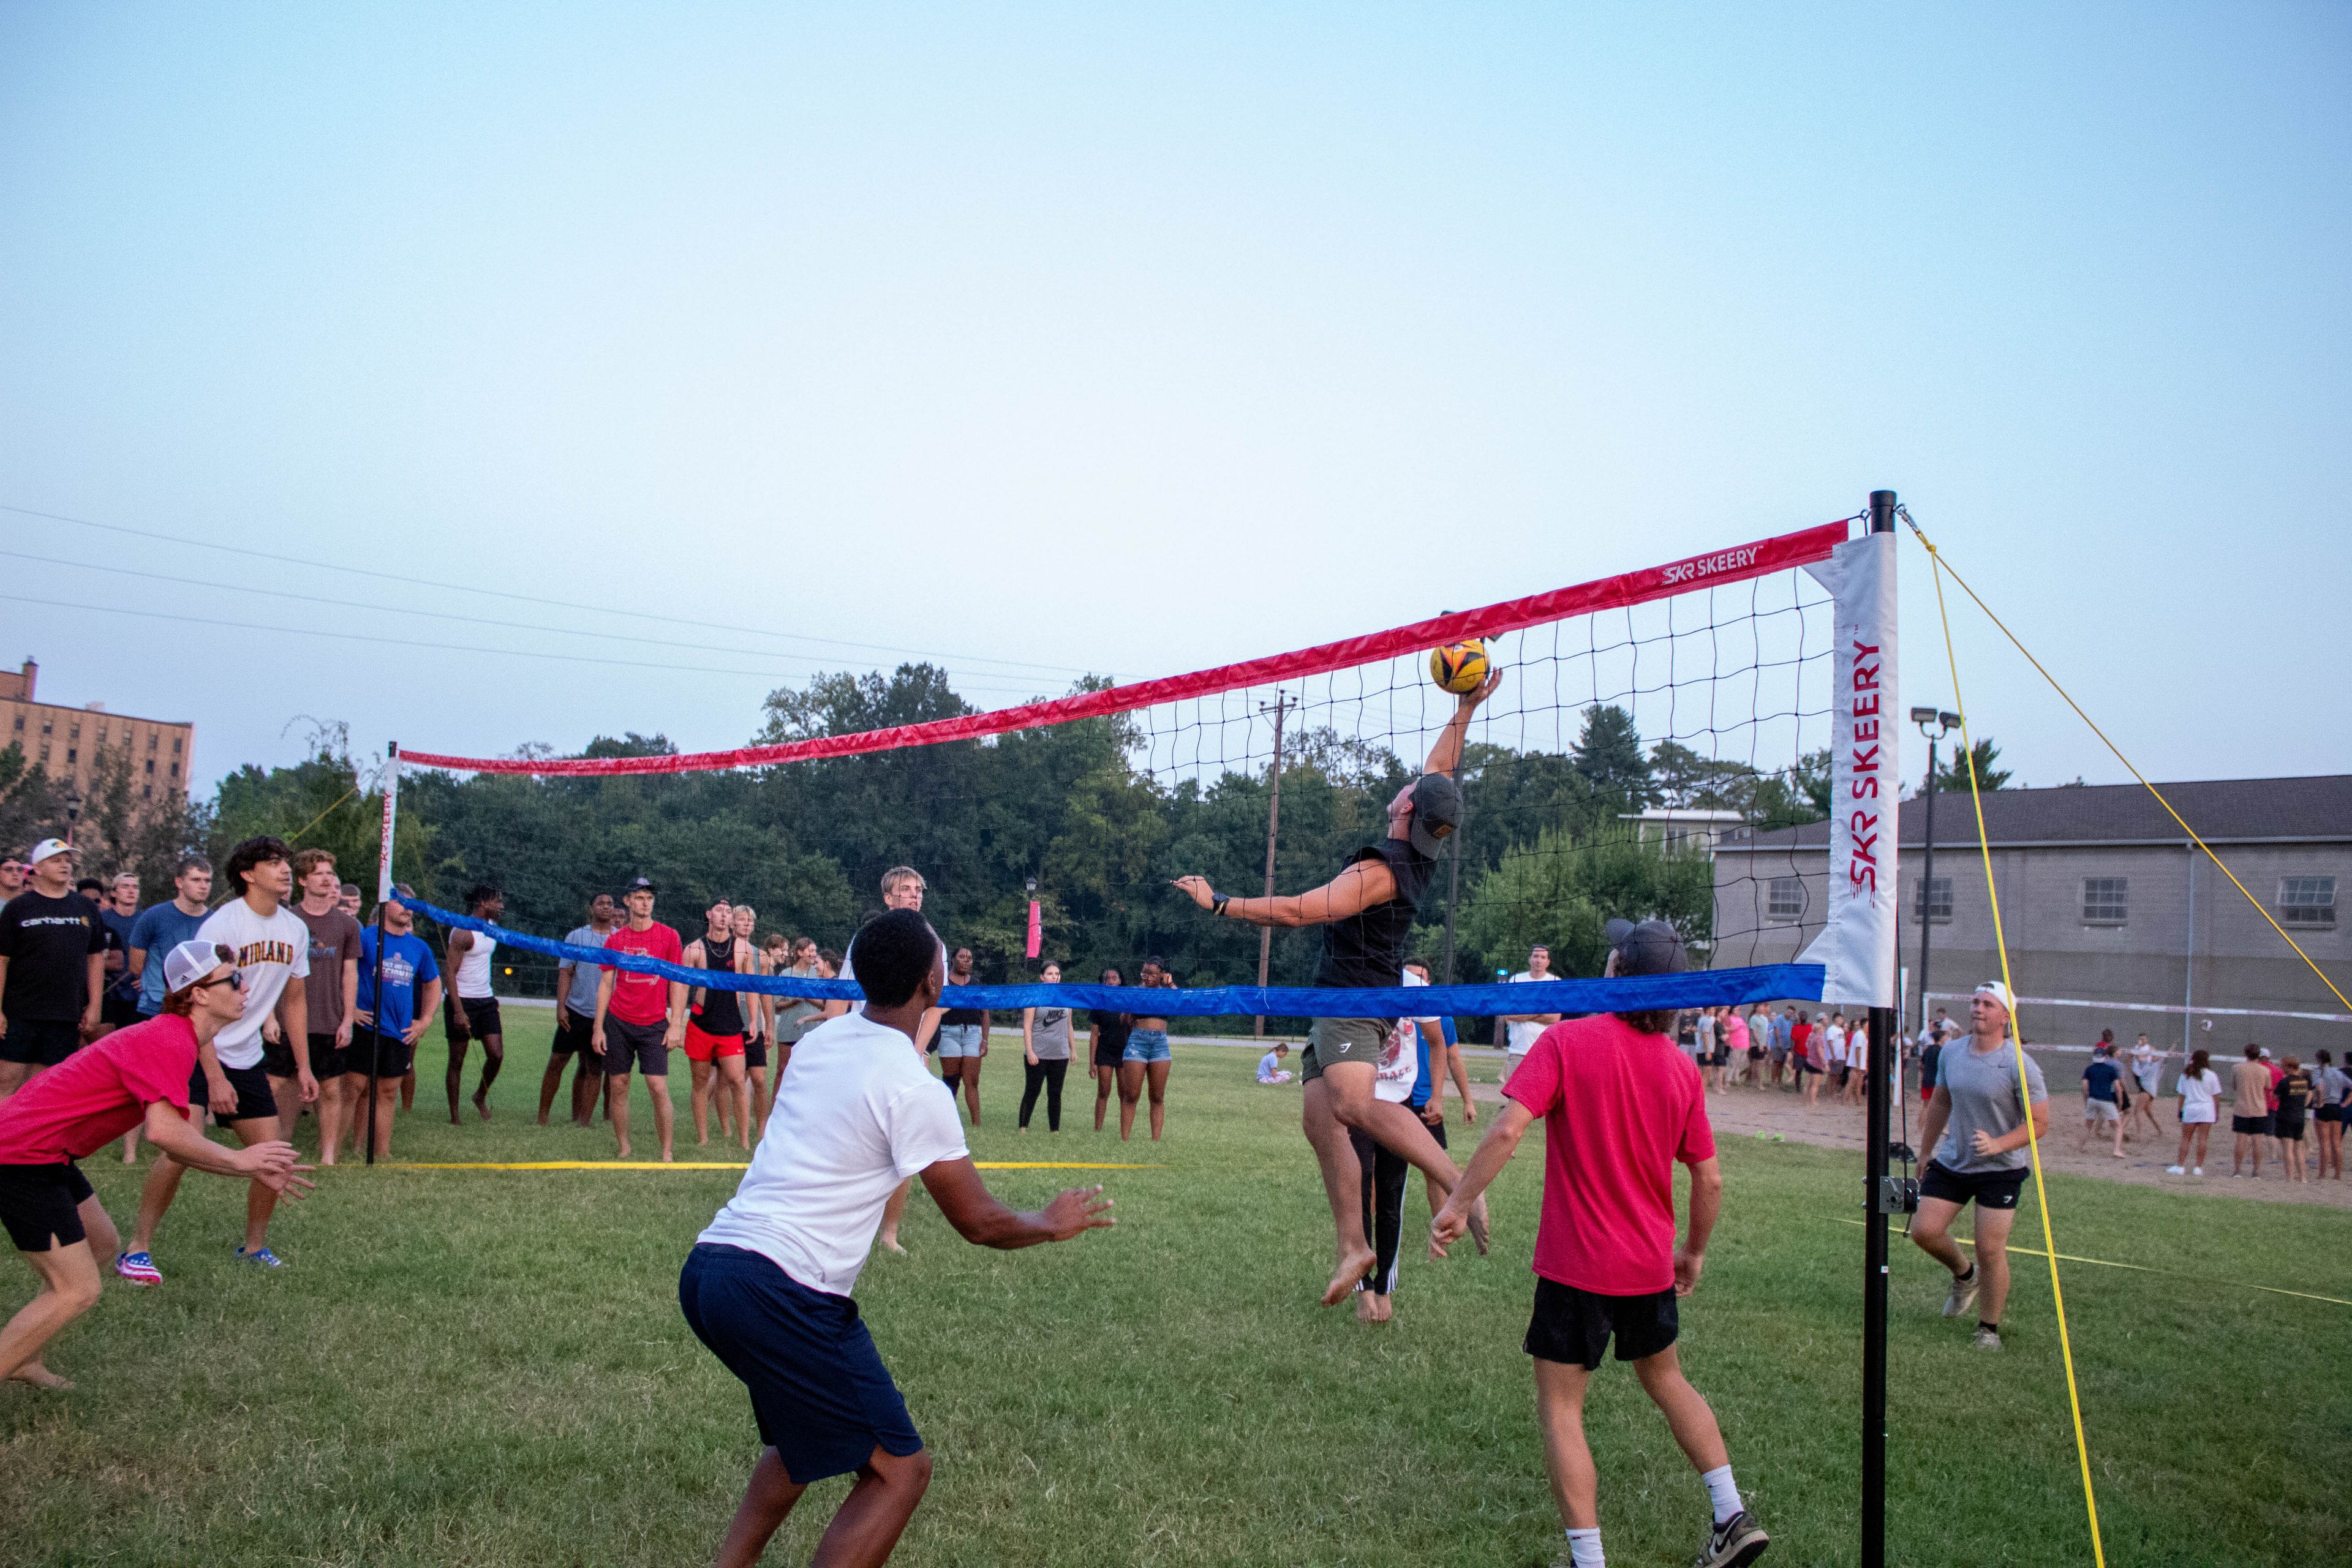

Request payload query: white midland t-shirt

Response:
[1506,970,1553,1055]
[697,1009,968,1296]
[195,897,313,1072]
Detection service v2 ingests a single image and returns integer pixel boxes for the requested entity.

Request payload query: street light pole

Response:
[1907,709,1961,1040]
[1254,692,1292,1038]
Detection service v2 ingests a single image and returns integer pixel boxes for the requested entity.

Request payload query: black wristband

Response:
[1212,894,1230,917]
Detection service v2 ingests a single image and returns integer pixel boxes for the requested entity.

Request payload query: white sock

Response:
[1702,1464,1741,1524]
[1566,1526,1605,1567]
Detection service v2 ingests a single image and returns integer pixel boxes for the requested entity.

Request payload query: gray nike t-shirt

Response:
[1933,1039,2048,1174]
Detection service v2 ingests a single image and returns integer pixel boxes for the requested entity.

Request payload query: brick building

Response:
[1713,775,2352,1061]
[0,658,196,807]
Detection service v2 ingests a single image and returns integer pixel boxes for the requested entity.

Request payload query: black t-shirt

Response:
[1312,837,1438,989]
[2277,1070,2313,1117]
[0,891,107,1021]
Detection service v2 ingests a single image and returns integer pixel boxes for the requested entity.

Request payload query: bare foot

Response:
[878,1232,907,1255]
[1467,1194,1491,1256]
[614,1144,633,1160]
[473,1091,492,1122]
[1321,1246,1377,1306]
[1355,1291,1392,1324]
[9,1363,72,1390]
[660,1149,674,1164]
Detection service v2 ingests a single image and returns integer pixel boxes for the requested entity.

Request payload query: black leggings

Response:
[1352,1115,1447,1296]
[1020,1058,1069,1131]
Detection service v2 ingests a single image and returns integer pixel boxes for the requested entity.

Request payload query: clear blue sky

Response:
[2,4,2345,793]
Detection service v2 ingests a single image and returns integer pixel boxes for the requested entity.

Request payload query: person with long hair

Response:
[934,948,987,1126]
[1087,969,1129,1133]
[1118,958,1177,1142]
[2125,1031,2166,1139]
[2167,1049,2221,1175]
[2315,1049,2348,1182]
[1018,963,1073,1134]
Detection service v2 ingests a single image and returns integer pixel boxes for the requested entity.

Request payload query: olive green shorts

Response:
[1301,1017,1389,1082]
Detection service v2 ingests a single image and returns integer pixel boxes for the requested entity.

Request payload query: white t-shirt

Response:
[195,898,312,1072]
[1823,1023,1848,1064]
[1848,1025,1869,1071]
[1257,1050,1285,1082]
[2177,1069,2222,1125]
[1374,970,1436,1104]
[697,1009,968,1296]
[1506,970,1553,1055]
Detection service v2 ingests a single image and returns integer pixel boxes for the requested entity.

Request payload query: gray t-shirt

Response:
[774,963,825,1046]
[1028,1006,1073,1061]
[561,926,610,1014]
[1934,1039,2048,1174]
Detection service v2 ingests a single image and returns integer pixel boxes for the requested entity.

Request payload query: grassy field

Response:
[2,1027,2346,1567]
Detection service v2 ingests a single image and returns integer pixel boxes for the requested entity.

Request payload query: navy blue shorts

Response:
[679,1243,922,1483]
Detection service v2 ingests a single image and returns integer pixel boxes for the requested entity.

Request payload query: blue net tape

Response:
[397,897,1825,1019]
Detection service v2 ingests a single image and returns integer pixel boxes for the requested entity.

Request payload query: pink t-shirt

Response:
[1504,1014,1717,1296]
[604,922,684,1027]
[0,1013,198,1165]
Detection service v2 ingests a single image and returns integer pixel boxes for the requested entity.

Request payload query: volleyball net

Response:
[381,511,1903,1020]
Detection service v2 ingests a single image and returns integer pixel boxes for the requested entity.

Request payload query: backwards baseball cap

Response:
[162,940,236,993]
[624,876,657,894]
[1406,774,1463,858]
[1973,979,2015,1012]
[28,838,74,865]
[1603,917,1687,976]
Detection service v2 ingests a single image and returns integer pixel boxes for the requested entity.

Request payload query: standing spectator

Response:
[1721,1007,1751,1091]
[2079,1045,2125,1158]
[769,935,824,1080]
[442,885,506,1123]
[1768,1006,1793,1088]
[337,883,362,919]
[682,897,754,1153]
[119,856,215,1167]
[2166,1049,2221,1175]
[541,892,616,1128]
[2230,1045,2274,1178]
[349,892,443,1162]
[1741,1005,1768,1087]
[1118,959,1177,1144]
[2312,1049,2347,1182]
[0,840,106,1099]
[1088,968,1129,1133]
[2272,1057,2314,1185]
[0,854,25,904]
[1823,1012,1850,1098]
[1919,1015,1945,1105]
[1502,944,1561,1087]
[1019,962,1074,1134]
[1792,1011,1822,1107]
[1694,1006,1717,1089]
[934,948,987,1125]
[95,873,143,1036]
[2125,1033,2166,1139]
[289,850,363,1155]
[594,876,687,1163]
[729,904,768,1141]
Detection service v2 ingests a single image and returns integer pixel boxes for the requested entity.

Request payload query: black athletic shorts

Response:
[459,997,502,1038]
[551,1005,600,1060]
[102,993,145,1029]
[1,1018,83,1068]
[348,1027,412,1080]
[308,1031,347,1079]
[1920,1159,2029,1212]
[744,1033,769,1070]
[603,1016,670,1077]
[2317,1104,2343,1125]
[259,1030,332,1079]
[2273,1114,2307,1142]
[0,1161,94,1252]
[2231,1114,2274,1136]
[1524,1276,1678,1370]
[189,1060,279,1125]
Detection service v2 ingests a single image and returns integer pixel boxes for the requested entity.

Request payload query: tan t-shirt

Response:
[2231,1061,2272,1116]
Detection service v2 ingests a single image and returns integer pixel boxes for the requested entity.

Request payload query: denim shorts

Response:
[1123,1028,1172,1064]
[935,1023,985,1058]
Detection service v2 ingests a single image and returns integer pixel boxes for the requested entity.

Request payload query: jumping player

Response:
[443,884,505,1121]
[0,941,312,1389]
[685,897,755,1152]
[678,908,1113,1568]
[542,892,616,1126]
[594,877,685,1163]
[1173,668,1499,1304]
[1431,919,1768,1568]
[126,835,312,1275]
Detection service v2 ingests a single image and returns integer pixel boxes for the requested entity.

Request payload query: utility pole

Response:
[1440,766,1470,984]
[1254,690,1292,1038]
[1909,709,1958,1039]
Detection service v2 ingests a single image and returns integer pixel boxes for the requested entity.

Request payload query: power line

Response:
[1,501,1099,679]
[0,591,1054,696]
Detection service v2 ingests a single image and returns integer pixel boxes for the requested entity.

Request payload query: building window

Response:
[172,736,183,753]
[142,785,153,801]
[1766,877,1806,922]
[1912,876,1953,924]
[2280,876,2336,930]
[2082,877,2128,925]
[10,715,19,729]
[66,748,76,764]
[143,758,154,775]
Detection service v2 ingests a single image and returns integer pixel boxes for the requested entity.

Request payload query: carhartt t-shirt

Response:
[1504,1014,1715,1296]
[194,899,312,1072]
[0,891,106,1020]
[603,921,683,1026]
[1932,1041,2048,1174]
[697,1009,969,1296]
[0,1012,198,1164]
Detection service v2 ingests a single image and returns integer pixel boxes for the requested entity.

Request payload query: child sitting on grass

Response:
[1257,1043,1294,1085]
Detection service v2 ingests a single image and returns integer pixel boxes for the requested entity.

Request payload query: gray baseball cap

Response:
[1603,917,1687,977]
[1406,774,1463,858]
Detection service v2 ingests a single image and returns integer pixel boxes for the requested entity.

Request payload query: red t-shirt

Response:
[0,1013,198,1165]
[603,922,683,1026]
[1790,1022,1813,1060]
[1503,1014,1716,1297]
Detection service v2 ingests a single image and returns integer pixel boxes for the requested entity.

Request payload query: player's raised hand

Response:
[1461,668,1504,707]
[1170,875,1215,910]
[1041,1183,1115,1240]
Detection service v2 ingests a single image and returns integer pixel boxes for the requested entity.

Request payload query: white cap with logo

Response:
[28,838,73,866]
[162,940,234,994]
[1972,979,2016,1013]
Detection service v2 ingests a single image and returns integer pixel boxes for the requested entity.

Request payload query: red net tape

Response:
[401,521,1851,777]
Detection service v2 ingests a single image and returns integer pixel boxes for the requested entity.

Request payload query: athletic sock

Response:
[1701,1464,1742,1524]
[1956,1263,1976,1282]
[1978,1321,2000,1334]
[1565,1526,1605,1566]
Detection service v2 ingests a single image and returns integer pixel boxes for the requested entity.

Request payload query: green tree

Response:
[1930,737,2011,793]
[1570,703,1657,807]
[1453,823,1713,983]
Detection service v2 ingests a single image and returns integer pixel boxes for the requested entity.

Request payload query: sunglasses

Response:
[194,971,246,994]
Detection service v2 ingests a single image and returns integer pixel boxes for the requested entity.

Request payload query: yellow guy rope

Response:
[1901,510,2351,1015]
[282,785,359,848]
[1921,537,2108,1568]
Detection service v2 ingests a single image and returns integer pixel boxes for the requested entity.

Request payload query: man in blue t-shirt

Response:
[2081,1044,2125,1159]
[349,892,442,1161]
[127,859,216,1020]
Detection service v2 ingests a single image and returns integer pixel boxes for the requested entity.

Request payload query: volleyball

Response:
[1428,638,1490,694]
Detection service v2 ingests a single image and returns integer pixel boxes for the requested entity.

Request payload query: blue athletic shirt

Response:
[358,927,440,1038]
[1407,1016,1457,1110]
[127,900,213,1016]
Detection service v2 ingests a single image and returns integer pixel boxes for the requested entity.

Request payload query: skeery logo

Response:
[1845,638,1882,895]
[1660,545,1762,586]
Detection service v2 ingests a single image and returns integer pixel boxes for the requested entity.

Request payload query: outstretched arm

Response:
[1171,858,1396,929]
[1430,1098,1536,1252]
[918,1158,1115,1248]
[1423,670,1502,778]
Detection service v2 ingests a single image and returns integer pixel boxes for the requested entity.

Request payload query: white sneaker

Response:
[2164,1164,2185,1175]
[2192,1166,2204,1176]
[1942,1265,1980,1319]
[1972,1325,2002,1352]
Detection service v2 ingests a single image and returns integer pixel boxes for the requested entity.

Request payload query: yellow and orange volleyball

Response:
[1427,638,1490,695]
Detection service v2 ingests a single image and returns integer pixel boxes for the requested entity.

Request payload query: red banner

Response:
[401,519,1851,777]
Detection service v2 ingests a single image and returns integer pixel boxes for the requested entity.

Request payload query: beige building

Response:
[0,658,195,808]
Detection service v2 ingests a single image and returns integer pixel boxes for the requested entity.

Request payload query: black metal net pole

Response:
[1862,491,1898,1568]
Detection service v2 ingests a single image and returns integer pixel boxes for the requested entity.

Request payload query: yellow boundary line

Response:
[380,1160,1164,1171]
[1834,1218,2350,1308]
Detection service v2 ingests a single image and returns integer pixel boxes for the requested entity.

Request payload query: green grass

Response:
[2,1027,2346,1567]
